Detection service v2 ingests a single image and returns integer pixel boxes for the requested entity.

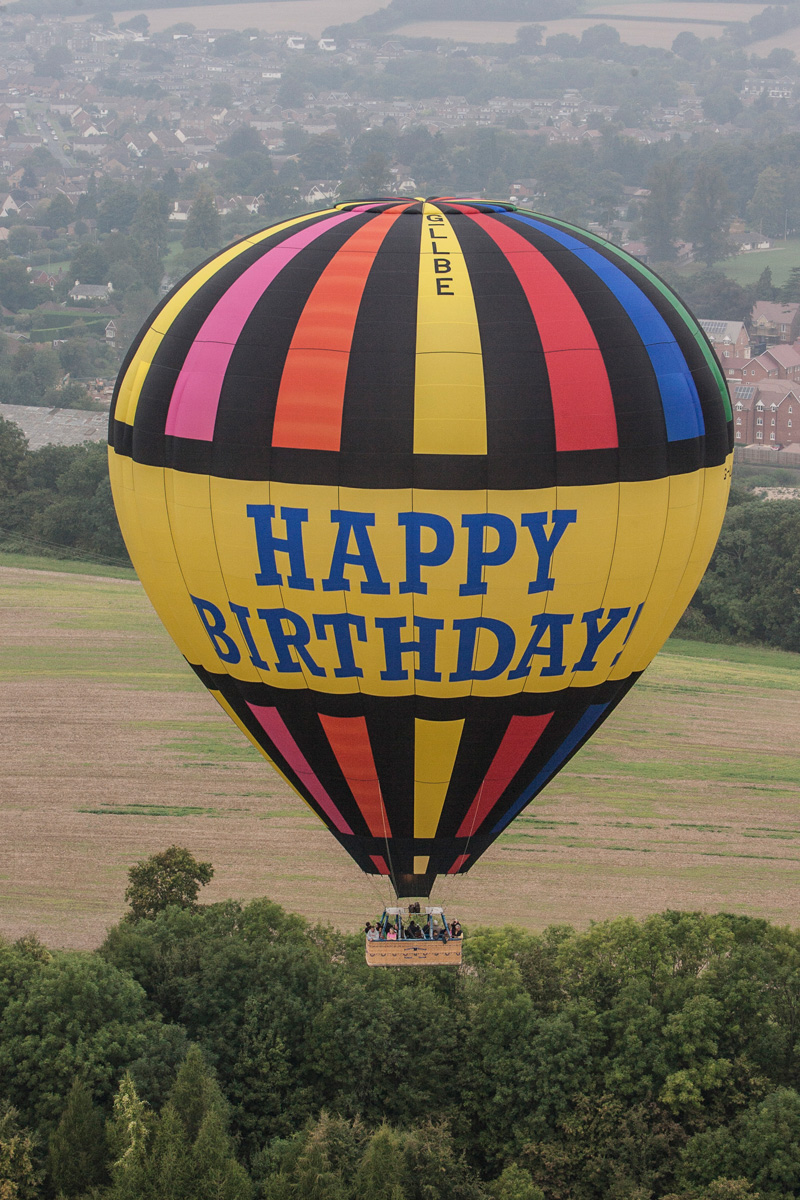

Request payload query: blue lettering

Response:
[228,602,270,669]
[509,613,573,679]
[190,595,241,664]
[450,617,516,682]
[375,616,444,682]
[256,608,325,676]
[521,510,577,594]
[247,505,314,590]
[323,511,390,595]
[460,513,516,597]
[573,606,631,672]
[398,512,455,595]
[313,613,367,678]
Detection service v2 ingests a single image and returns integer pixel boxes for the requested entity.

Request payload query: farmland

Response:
[2,557,800,950]
[393,17,735,49]
[111,0,382,34]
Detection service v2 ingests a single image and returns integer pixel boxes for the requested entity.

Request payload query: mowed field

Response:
[2,558,800,950]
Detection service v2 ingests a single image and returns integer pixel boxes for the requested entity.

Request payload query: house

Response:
[0,192,19,218]
[699,319,751,361]
[731,380,799,445]
[750,300,800,344]
[69,280,112,303]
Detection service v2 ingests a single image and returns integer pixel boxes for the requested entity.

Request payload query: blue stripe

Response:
[508,214,704,444]
[490,704,609,834]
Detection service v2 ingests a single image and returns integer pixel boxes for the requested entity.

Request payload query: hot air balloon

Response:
[108,197,732,923]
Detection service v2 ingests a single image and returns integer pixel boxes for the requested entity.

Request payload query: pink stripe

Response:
[165,212,357,441]
[247,703,354,834]
[370,854,391,875]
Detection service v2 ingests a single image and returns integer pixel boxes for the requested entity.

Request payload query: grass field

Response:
[715,239,800,289]
[2,559,800,949]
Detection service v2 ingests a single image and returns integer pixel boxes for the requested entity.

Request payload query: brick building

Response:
[750,300,800,345]
[700,318,751,360]
[731,381,799,445]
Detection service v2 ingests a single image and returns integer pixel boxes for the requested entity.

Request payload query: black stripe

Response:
[113,423,713,489]
[192,662,640,878]
[209,214,375,479]
[525,213,733,463]
[113,211,339,457]
[493,214,670,480]
[453,214,558,491]
[339,211,419,472]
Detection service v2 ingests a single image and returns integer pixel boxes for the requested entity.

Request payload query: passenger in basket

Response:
[366,924,380,941]
[386,923,397,941]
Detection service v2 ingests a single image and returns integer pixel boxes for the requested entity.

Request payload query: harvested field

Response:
[2,560,800,950]
[393,17,734,47]
[583,2,765,18]
[109,0,381,34]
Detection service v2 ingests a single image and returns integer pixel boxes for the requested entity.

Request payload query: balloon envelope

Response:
[109,198,732,897]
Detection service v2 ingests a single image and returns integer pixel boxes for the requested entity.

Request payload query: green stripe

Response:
[516,207,732,422]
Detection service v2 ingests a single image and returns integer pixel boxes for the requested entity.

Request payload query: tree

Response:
[47,1078,107,1196]
[125,846,214,921]
[182,189,221,252]
[702,88,742,124]
[210,81,234,108]
[0,416,28,499]
[0,260,32,312]
[755,266,776,301]
[354,1126,407,1200]
[683,164,733,267]
[515,24,544,53]
[672,31,704,60]
[7,225,38,257]
[45,192,74,233]
[107,1072,152,1200]
[69,244,111,286]
[780,266,800,302]
[0,1103,41,1200]
[170,1045,227,1143]
[489,1165,545,1200]
[640,160,684,262]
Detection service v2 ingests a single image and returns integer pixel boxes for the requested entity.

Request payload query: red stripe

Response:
[271,212,403,451]
[456,714,553,837]
[448,854,470,874]
[319,714,392,838]
[370,854,391,876]
[470,215,618,452]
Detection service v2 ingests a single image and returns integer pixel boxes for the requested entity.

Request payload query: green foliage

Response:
[0,1102,41,1200]
[8,901,800,1197]
[488,1165,544,1200]
[684,165,734,267]
[182,189,221,252]
[125,845,214,922]
[0,433,130,566]
[47,1078,107,1196]
[686,499,800,651]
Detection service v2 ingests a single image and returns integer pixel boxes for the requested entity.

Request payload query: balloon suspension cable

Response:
[360,858,393,917]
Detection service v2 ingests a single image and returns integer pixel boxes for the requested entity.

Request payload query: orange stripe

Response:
[271,212,402,450]
[319,714,392,838]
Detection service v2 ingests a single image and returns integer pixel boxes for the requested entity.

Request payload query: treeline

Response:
[324,0,580,42]
[0,414,129,565]
[679,487,800,652]
[4,851,800,1198]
